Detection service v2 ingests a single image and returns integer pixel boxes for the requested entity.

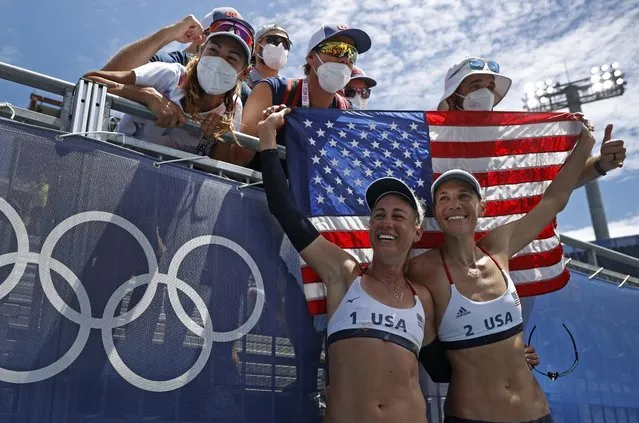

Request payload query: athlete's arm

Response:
[259,106,359,303]
[481,123,599,258]
[415,285,451,383]
[222,82,276,167]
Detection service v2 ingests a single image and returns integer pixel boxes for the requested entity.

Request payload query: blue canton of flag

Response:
[284,109,433,216]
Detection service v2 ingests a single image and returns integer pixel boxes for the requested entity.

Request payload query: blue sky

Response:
[1,0,638,241]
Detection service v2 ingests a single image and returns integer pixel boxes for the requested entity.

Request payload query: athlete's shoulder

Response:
[411,281,433,302]
[408,249,440,272]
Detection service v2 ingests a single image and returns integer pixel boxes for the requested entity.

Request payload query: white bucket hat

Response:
[437,57,512,110]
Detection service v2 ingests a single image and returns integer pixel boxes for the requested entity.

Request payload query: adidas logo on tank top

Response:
[456,307,471,318]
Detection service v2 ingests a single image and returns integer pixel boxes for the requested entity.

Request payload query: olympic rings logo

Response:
[0,197,265,392]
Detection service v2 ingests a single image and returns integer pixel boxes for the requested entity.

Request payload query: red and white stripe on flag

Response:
[302,111,582,316]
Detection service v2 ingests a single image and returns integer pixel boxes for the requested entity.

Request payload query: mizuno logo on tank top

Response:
[437,248,524,350]
[327,277,425,356]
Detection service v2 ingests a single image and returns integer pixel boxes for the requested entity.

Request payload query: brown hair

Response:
[303,47,319,76]
[181,56,241,146]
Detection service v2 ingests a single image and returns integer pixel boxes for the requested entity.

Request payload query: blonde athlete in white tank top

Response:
[258,105,446,423]
[408,120,605,423]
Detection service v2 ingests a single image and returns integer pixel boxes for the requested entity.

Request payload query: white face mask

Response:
[456,88,495,111]
[260,43,288,71]
[196,56,239,95]
[314,54,352,94]
[347,94,368,110]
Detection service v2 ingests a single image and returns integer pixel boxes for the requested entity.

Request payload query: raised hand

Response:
[167,15,205,45]
[598,124,626,171]
[257,105,290,150]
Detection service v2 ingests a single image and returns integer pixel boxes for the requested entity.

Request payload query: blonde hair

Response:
[182,56,241,148]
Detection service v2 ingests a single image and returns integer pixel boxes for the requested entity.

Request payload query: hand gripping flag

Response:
[283,109,582,316]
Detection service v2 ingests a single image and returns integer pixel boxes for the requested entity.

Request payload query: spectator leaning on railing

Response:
[83,10,254,157]
[248,24,293,89]
[223,24,371,170]
[438,57,627,187]
[100,8,253,106]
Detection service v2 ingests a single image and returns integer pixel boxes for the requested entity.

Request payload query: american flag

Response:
[283,109,582,316]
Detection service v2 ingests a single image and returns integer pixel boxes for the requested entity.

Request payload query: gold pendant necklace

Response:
[467,267,480,278]
[367,272,405,301]
[449,248,480,278]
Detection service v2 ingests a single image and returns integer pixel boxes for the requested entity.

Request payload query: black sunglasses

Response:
[344,87,371,99]
[262,35,290,50]
[528,323,579,381]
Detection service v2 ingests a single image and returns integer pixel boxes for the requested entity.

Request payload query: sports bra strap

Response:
[477,245,504,272]
[438,249,454,285]
[477,245,510,290]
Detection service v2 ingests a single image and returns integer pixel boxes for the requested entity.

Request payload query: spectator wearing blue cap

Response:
[84,10,254,157]
[438,56,626,188]
[248,24,292,88]
[101,8,253,106]
[227,24,371,169]
[342,65,377,109]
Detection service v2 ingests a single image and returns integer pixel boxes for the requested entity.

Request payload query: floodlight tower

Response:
[522,63,627,241]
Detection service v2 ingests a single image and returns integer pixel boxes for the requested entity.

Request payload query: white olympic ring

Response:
[0,197,265,391]
[0,252,91,384]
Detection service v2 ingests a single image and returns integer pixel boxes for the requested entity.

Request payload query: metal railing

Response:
[560,234,639,288]
[2,60,639,286]
[0,61,285,160]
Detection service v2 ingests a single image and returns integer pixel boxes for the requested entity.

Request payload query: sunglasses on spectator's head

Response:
[344,87,370,99]
[466,58,500,73]
[261,35,291,50]
[316,41,358,64]
[206,19,254,49]
[528,323,579,381]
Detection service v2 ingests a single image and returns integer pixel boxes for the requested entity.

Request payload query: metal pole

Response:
[565,85,610,240]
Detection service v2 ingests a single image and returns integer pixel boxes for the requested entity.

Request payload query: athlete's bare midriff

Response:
[445,333,549,421]
[324,338,427,423]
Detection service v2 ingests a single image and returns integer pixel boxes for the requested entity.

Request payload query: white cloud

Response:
[562,213,639,242]
[247,0,639,180]
[0,45,20,63]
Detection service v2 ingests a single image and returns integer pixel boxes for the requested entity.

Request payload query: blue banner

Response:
[0,119,324,422]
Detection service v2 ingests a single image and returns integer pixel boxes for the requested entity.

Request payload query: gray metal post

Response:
[565,85,610,240]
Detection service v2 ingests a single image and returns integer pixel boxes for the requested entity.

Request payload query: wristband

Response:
[593,158,607,176]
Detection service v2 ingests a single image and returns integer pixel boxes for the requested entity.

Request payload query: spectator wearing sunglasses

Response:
[84,9,253,157]
[101,9,253,107]
[437,57,510,112]
[342,66,377,109]
[235,24,371,169]
[438,56,627,189]
[248,24,292,88]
